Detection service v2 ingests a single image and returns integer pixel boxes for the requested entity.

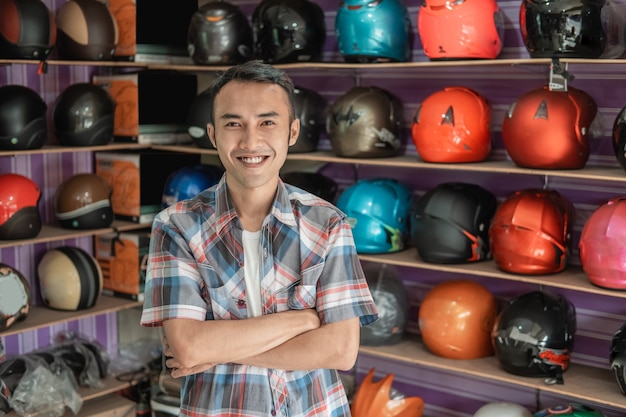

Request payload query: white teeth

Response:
[241,156,263,164]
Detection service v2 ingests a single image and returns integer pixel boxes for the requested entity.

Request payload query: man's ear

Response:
[207,124,216,148]
[289,118,300,146]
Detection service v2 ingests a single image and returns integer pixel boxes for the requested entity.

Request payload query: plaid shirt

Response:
[141,175,378,417]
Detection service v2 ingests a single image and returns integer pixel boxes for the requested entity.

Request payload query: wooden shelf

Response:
[0,143,148,157]
[0,221,151,249]
[359,339,624,411]
[0,295,142,337]
[359,250,626,299]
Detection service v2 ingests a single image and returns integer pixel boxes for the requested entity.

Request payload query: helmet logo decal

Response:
[333,105,362,126]
[538,347,570,370]
[441,106,455,126]
[534,100,549,120]
[368,126,400,150]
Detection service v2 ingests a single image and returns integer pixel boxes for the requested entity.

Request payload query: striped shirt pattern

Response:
[141,176,378,417]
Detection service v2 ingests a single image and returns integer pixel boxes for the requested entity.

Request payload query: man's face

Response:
[207,81,299,195]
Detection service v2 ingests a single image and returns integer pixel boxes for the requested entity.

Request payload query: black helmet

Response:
[53,83,115,146]
[0,0,56,60]
[411,182,497,264]
[359,264,409,346]
[252,0,326,64]
[290,86,327,153]
[612,104,626,174]
[186,88,213,149]
[327,86,403,158]
[0,85,47,150]
[54,173,113,229]
[188,0,253,65]
[610,322,626,396]
[55,0,118,60]
[492,290,576,384]
[520,0,626,58]
[282,171,338,203]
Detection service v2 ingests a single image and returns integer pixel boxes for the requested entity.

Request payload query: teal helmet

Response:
[533,404,607,417]
[335,0,411,63]
[336,178,413,254]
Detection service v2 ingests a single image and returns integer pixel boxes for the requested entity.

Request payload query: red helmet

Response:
[0,173,41,240]
[351,368,424,417]
[418,279,497,359]
[502,85,597,169]
[418,0,504,60]
[579,197,626,290]
[489,189,575,275]
[411,86,492,163]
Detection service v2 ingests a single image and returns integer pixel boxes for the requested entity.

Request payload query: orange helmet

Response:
[351,368,424,417]
[502,85,597,169]
[411,86,492,163]
[418,279,497,359]
[489,189,575,275]
[418,0,504,60]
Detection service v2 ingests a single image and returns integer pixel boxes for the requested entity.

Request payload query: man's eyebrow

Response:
[219,111,281,120]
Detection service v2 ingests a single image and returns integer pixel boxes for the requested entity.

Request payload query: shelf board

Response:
[0,221,151,249]
[359,339,623,410]
[0,143,148,157]
[358,250,626,298]
[0,295,142,337]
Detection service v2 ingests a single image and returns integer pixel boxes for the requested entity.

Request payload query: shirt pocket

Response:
[198,264,246,320]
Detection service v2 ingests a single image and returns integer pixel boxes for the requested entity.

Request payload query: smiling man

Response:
[140,60,378,417]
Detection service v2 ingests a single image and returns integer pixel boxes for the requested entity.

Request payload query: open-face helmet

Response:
[187,0,253,65]
[0,84,47,150]
[0,0,56,60]
[282,171,338,203]
[411,86,492,163]
[579,197,626,290]
[489,188,575,275]
[327,86,403,158]
[37,246,102,311]
[351,368,424,417]
[336,178,413,254]
[411,182,497,264]
[187,88,213,149]
[335,0,411,63]
[55,173,113,229]
[612,104,626,173]
[290,86,327,153]
[252,0,325,64]
[610,322,626,396]
[520,0,626,59]
[492,290,576,384]
[162,164,222,208]
[419,279,497,359]
[0,173,41,240]
[0,263,30,332]
[473,402,532,417]
[502,85,597,169]
[418,0,504,60]
[56,0,118,60]
[53,83,115,146]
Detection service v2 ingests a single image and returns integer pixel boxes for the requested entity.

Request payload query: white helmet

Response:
[473,402,533,417]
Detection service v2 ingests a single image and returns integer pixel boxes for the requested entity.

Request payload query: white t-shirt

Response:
[242,230,263,318]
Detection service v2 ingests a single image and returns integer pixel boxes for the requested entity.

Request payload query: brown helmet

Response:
[0,263,30,332]
[55,173,113,229]
[55,0,118,60]
[351,368,424,417]
[327,86,403,158]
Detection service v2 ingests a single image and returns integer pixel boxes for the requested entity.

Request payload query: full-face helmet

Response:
[351,368,424,417]
[610,322,626,396]
[0,85,47,150]
[56,0,118,60]
[418,0,504,60]
[0,173,41,240]
[411,182,497,264]
[419,279,497,359]
[290,86,327,153]
[502,85,597,170]
[53,83,115,146]
[0,0,56,59]
[579,197,626,289]
[327,86,403,158]
[336,178,413,254]
[335,0,411,63]
[252,0,325,64]
[492,290,576,384]
[187,0,253,65]
[489,188,575,275]
[162,164,222,208]
[520,0,626,59]
[412,86,492,163]
[55,173,113,229]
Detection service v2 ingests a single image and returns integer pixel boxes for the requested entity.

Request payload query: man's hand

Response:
[163,336,215,378]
